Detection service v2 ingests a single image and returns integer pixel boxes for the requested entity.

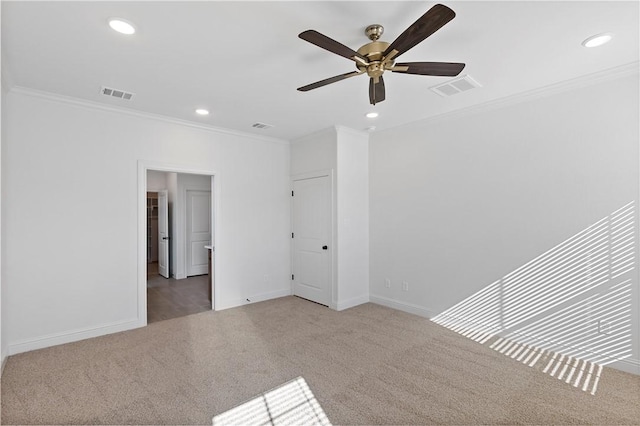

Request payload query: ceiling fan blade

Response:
[299,30,368,64]
[369,76,386,105]
[391,62,465,76]
[297,71,363,92]
[383,4,456,61]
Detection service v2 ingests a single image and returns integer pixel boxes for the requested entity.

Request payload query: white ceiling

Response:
[2,1,638,141]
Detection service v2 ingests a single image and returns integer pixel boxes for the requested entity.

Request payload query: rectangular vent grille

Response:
[100,86,134,101]
[430,75,481,97]
[252,122,274,130]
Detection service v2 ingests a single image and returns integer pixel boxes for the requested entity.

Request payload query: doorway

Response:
[138,162,219,325]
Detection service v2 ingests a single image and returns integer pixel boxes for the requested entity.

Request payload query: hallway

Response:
[147,263,211,323]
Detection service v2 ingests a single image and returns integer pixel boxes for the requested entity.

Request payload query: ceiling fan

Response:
[297,3,465,105]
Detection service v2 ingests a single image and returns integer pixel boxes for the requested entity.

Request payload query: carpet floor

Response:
[1,296,638,425]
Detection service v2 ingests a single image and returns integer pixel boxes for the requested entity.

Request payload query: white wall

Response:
[369,72,639,373]
[290,127,337,176]
[336,127,369,309]
[2,88,291,354]
[0,4,6,369]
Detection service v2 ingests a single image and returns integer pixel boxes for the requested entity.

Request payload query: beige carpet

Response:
[1,296,638,425]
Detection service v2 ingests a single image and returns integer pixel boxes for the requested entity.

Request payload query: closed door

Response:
[187,190,211,276]
[292,176,331,306]
[157,190,169,278]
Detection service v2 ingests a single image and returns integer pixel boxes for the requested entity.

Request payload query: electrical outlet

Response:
[384,278,391,288]
[402,281,409,292]
[598,320,611,335]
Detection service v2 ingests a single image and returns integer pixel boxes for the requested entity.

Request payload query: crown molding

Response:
[335,125,369,139]
[383,61,640,133]
[8,85,290,146]
[290,126,337,144]
[291,124,370,144]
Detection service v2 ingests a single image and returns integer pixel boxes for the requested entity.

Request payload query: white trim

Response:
[335,294,369,311]
[291,169,333,182]
[1,353,7,377]
[290,127,336,144]
[7,318,142,356]
[9,86,289,146]
[383,61,640,133]
[215,289,291,311]
[138,161,221,322]
[607,357,640,376]
[369,294,435,319]
[291,169,336,309]
[334,125,368,138]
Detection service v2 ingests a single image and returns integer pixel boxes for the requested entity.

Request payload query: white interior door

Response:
[292,176,331,306]
[187,190,211,277]
[157,190,169,278]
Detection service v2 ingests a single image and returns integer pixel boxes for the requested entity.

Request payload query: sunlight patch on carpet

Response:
[212,377,331,426]
[487,337,604,395]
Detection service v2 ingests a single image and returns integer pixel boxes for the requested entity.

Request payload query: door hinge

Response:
[291,232,294,238]
[292,274,294,280]
[291,190,294,196]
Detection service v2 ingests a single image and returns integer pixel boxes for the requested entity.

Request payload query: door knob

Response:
[322,245,328,250]
[162,237,170,240]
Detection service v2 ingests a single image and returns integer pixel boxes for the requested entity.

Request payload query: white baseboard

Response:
[369,294,435,319]
[216,288,292,311]
[7,318,144,356]
[335,294,369,311]
[607,357,640,376]
[1,351,8,377]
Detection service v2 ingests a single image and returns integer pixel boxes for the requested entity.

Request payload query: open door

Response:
[157,189,170,278]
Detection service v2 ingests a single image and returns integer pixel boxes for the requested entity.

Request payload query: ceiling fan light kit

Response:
[297,3,466,105]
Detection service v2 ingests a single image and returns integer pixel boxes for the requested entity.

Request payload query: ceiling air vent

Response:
[252,122,274,130]
[430,75,481,97]
[100,86,134,101]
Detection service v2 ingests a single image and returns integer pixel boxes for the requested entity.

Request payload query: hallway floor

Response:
[147,262,211,323]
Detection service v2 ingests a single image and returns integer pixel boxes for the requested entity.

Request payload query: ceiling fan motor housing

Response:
[357,40,392,78]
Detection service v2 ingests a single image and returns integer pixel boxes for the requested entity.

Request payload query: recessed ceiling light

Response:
[582,33,613,48]
[365,112,379,119]
[195,109,210,116]
[108,18,136,35]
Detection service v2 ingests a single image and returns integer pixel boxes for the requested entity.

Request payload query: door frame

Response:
[137,160,220,324]
[291,169,337,310]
